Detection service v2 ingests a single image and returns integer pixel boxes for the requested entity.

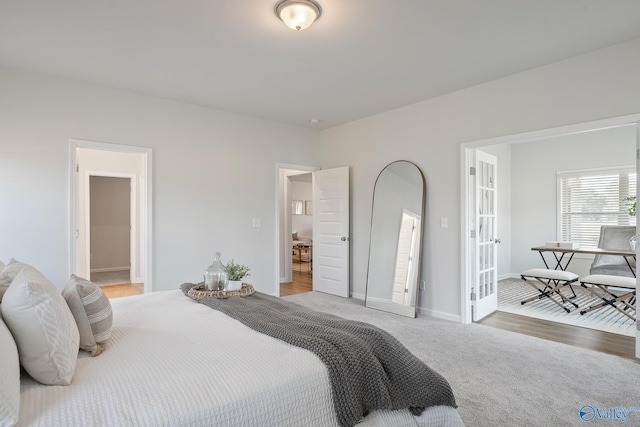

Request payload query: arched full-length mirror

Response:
[365,161,425,317]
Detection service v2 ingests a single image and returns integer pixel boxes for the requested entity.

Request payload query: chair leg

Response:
[580,285,636,321]
[520,276,577,313]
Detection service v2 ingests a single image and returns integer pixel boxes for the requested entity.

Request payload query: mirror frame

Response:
[364,160,426,318]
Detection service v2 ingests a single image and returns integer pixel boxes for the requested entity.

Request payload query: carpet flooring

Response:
[498,278,636,337]
[283,291,640,427]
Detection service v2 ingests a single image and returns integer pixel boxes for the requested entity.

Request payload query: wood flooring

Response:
[100,283,144,299]
[478,310,637,361]
[280,261,312,296]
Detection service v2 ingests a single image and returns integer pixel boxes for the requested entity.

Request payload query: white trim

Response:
[461,115,639,149]
[69,138,152,293]
[351,292,365,300]
[418,307,461,323]
[460,113,640,325]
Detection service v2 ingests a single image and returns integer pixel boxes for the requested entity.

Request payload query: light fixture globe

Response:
[275,0,322,31]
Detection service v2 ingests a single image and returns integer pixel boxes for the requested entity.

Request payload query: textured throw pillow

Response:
[62,275,113,356]
[2,268,80,385]
[0,258,32,302]
[292,232,299,241]
[0,309,20,427]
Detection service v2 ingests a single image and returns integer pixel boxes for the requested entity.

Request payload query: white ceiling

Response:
[2,0,640,129]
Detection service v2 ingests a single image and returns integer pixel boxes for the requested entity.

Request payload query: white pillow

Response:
[0,308,20,427]
[62,275,113,356]
[0,260,10,302]
[0,258,32,302]
[2,268,80,385]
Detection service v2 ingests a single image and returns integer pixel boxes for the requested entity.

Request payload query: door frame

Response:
[275,162,318,296]
[460,113,640,357]
[85,173,136,282]
[69,139,153,292]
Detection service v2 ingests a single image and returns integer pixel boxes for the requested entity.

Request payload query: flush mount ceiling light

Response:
[275,0,322,31]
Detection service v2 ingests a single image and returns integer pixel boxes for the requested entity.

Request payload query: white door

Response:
[313,167,350,297]
[473,150,499,321]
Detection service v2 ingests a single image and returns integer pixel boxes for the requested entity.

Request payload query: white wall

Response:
[0,66,319,292]
[291,177,312,237]
[318,37,640,320]
[510,125,636,278]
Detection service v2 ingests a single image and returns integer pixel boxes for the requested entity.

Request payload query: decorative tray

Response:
[188,283,255,300]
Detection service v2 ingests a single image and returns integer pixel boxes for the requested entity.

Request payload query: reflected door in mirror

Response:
[365,161,425,318]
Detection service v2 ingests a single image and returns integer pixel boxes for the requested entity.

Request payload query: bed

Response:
[2,263,464,426]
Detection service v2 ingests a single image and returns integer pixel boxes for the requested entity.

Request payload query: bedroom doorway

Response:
[278,165,316,296]
[88,175,143,298]
[70,139,152,294]
[276,164,350,298]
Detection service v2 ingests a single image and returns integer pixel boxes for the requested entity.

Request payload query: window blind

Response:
[558,168,636,248]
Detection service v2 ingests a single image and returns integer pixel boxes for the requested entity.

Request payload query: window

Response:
[558,167,636,248]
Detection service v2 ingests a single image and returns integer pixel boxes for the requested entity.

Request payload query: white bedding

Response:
[18,290,464,426]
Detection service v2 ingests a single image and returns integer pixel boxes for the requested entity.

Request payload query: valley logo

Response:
[579,405,640,423]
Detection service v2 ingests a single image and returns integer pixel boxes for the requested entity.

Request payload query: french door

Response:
[473,150,499,321]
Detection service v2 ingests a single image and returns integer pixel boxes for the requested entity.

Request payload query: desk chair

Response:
[590,225,636,277]
[520,268,579,313]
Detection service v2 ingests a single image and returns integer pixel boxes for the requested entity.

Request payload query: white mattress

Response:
[18,290,464,427]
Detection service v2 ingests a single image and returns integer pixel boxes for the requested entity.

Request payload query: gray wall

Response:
[90,176,131,271]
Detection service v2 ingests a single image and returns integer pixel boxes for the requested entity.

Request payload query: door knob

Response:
[494,238,502,244]
[341,236,349,242]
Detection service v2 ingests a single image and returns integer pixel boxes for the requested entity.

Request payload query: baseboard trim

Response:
[351,292,460,322]
[90,267,130,273]
[351,292,365,300]
[418,307,461,323]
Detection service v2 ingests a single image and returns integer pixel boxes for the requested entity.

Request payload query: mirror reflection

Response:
[292,200,303,215]
[365,161,425,317]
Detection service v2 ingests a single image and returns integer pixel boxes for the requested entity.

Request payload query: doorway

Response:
[461,114,640,358]
[88,175,140,296]
[70,139,152,295]
[278,166,316,296]
[276,164,351,298]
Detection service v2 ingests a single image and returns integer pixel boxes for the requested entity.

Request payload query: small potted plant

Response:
[627,196,636,217]
[225,259,251,291]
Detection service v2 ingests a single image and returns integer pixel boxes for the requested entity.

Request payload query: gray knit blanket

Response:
[180,283,457,427]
